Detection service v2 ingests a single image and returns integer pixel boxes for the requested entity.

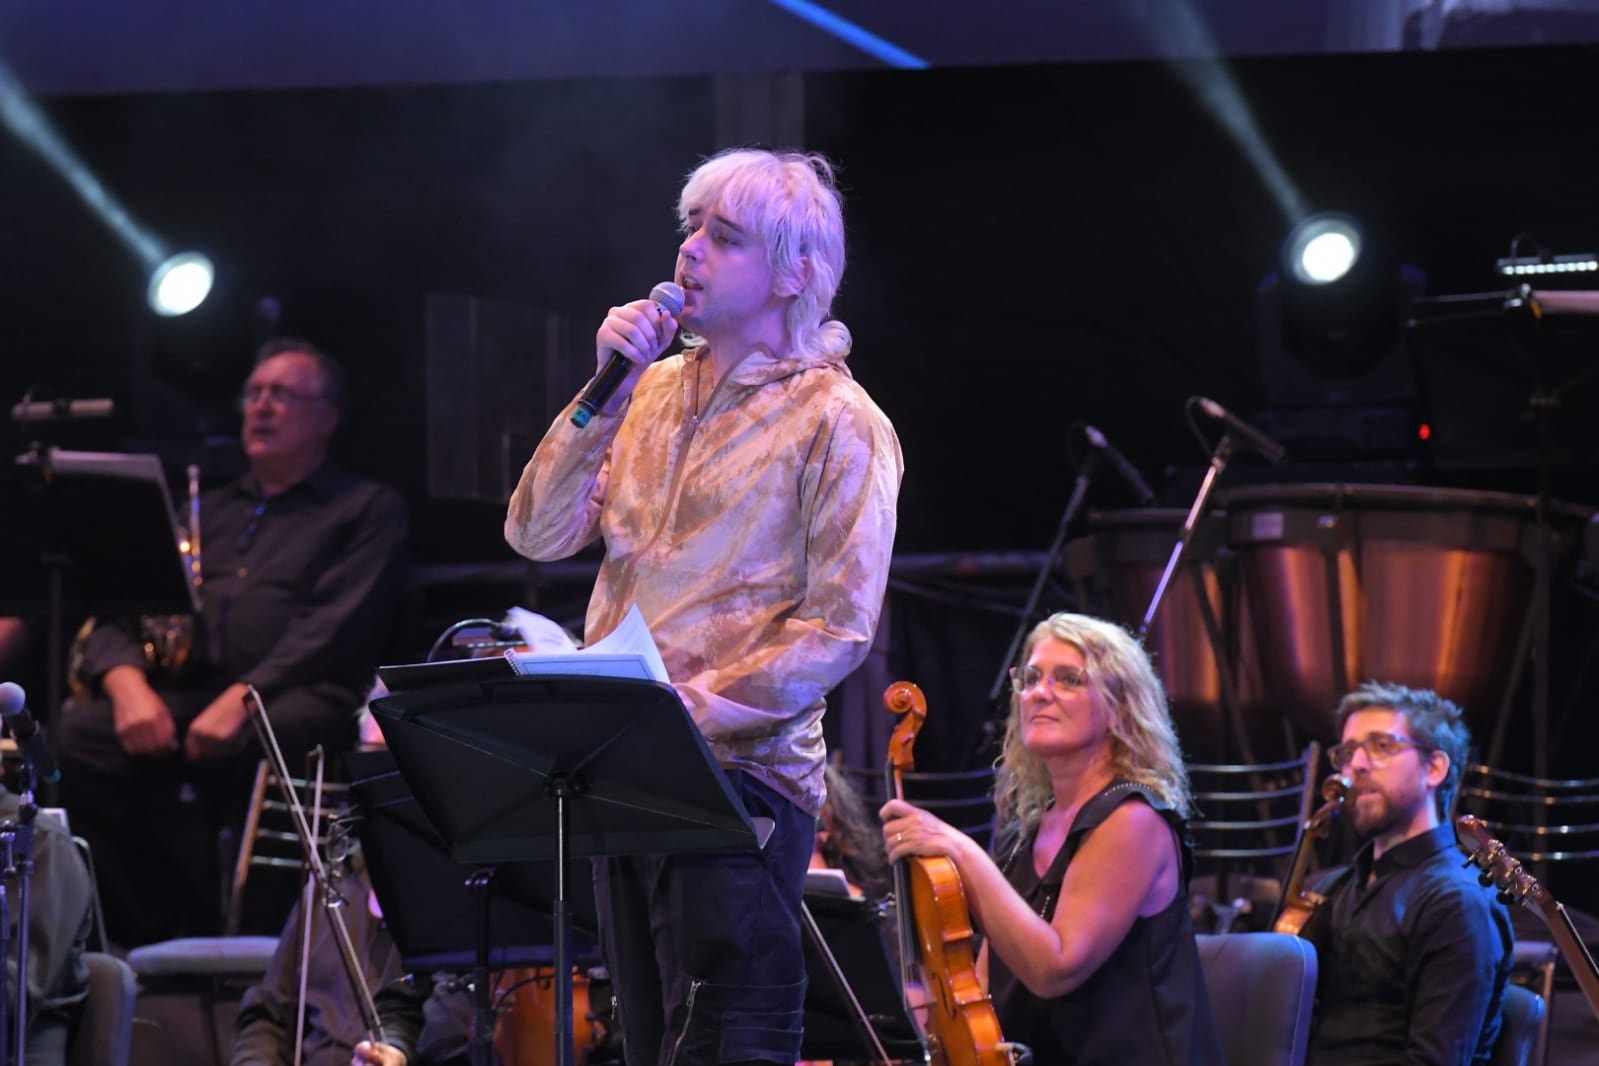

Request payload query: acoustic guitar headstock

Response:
[1457,813,1552,911]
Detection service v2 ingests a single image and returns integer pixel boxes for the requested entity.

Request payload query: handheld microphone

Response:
[0,682,61,784]
[10,397,114,422]
[1083,425,1156,506]
[1195,397,1288,464]
[571,282,686,428]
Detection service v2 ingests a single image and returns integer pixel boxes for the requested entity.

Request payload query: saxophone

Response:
[66,464,201,703]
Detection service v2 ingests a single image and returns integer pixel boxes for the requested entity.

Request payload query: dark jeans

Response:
[55,681,356,948]
[594,771,813,1066]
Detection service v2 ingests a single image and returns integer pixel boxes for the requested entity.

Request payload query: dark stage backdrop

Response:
[3,43,1597,781]
[7,1,1599,94]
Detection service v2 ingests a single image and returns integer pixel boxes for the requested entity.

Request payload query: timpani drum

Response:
[1064,510,1272,762]
[1223,484,1545,742]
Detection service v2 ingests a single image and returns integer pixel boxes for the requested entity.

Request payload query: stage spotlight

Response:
[1283,212,1363,286]
[1264,212,1420,385]
[146,251,214,317]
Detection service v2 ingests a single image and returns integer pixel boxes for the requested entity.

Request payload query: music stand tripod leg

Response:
[798,901,895,1066]
[468,869,497,1066]
[552,776,576,1066]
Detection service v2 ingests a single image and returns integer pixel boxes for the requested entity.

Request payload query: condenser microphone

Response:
[1195,397,1288,464]
[1083,425,1156,505]
[0,682,61,784]
[571,282,686,428]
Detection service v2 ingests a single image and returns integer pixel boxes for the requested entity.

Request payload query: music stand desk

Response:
[345,749,599,973]
[369,673,759,1066]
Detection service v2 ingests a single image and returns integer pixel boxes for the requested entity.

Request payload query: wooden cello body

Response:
[884,681,1016,1066]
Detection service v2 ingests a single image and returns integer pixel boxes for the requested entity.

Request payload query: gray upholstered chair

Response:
[1194,932,1318,1066]
[66,951,138,1066]
[1490,983,1546,1066]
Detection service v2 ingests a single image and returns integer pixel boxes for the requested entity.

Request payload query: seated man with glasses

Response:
[1305,682,1513,1065]
[57,339,409,948]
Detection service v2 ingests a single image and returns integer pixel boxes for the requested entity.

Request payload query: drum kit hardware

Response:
[1043,279,1599,769]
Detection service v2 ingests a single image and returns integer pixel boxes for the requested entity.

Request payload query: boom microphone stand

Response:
[241,686,388,1048]
[985,446,1100,717]
[1139,398,1286,763]
[1407,277,1595,776]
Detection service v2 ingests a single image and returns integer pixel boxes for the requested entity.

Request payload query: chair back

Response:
[1455,763,1599,869]
[70,835,110,955]
[1490,983,1545,1066]
[837,762,998,852]
[1186,745,1321,930]
[1194,932,1317,1066]
[66,951,136,1066]
[224,757,352,934]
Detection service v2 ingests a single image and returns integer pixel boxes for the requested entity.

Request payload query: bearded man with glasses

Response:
[1305,681,1514,1065]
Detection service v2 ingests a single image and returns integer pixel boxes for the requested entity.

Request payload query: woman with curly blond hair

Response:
[880,612,1222,1065]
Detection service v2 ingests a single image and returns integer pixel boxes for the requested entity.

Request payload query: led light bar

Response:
[1496,253,1599,277]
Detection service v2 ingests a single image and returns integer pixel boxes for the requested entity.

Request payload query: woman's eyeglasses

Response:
[1010,666,1090,695]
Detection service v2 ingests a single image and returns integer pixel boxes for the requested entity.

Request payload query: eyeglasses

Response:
[1010,665,1090,695]
[240,383,323,408]
[237,500,267,553]
[1328,732,1429,771]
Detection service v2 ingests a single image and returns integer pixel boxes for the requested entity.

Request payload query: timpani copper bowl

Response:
[1222,484,1546,742]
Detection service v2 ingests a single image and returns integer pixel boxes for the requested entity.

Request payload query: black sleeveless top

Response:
[987,782,1225,1066]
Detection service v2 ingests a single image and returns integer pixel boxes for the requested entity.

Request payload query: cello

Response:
[884,681,1020,1066]
[1271,773,1351,938]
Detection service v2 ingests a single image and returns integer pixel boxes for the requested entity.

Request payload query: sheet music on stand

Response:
[502,604,670,683]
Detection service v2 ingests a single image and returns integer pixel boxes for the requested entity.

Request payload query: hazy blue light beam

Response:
[0,60,164,266]
[766,0,929,69]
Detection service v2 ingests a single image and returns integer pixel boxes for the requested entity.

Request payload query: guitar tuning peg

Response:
[1478,871,1494,888]
[1497,890,1514,907]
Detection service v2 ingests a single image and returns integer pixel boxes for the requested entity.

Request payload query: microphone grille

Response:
[650,281,685,315]
[0,681,25,715]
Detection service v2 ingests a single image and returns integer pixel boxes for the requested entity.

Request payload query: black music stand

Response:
[369,673,760,1066]
[344,749,600,972]
[800,889,927,1064]
[1,448,195,788]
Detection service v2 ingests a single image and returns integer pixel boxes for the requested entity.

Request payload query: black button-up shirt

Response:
[82,464,408,703]
[1307,823,1513,1066]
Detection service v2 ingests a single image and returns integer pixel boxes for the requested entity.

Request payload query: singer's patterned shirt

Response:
[506,344,902,816]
